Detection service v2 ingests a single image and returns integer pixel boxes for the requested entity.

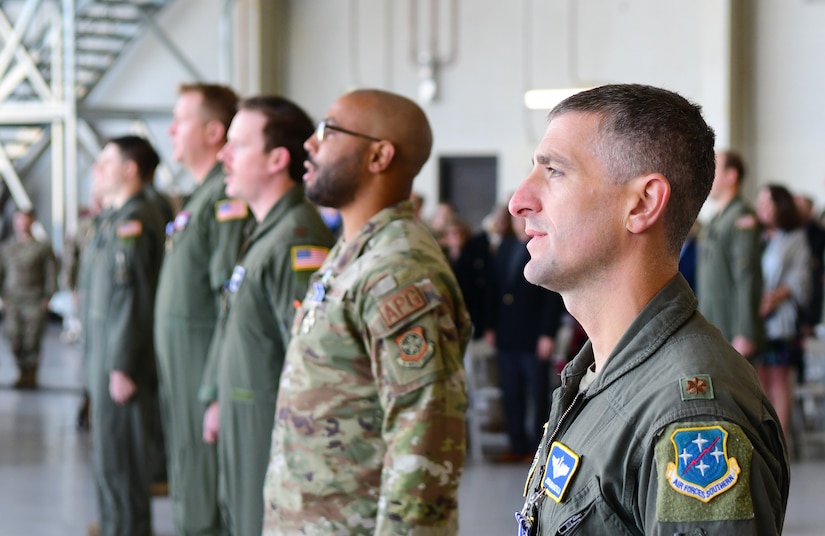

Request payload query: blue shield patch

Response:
[665,425,741,502]
[541,441,580,503]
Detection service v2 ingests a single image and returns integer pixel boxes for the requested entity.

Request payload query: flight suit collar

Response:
[246,185,306,245]
[328,200,415,272]
[561,274,697,397]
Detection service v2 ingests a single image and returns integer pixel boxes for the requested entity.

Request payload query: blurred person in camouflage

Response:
[262,89,472,535]
[0,209,57,389]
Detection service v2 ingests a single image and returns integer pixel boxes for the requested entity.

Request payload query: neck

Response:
[111,184,142,210]
[248,178,296,222]
[188,156,219,184]
[713,189,737,213]
[563,255,676,373]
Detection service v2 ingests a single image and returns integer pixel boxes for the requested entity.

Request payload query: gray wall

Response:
[30,0,825,233]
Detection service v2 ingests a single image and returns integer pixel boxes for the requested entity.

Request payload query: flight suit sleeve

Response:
[363,275,470,535]
[207,198,249,294]
[43,244,58,298]
[108,218,159,380]
[640,418,788,535]
[198,306,226,405]
[729,218,763,344]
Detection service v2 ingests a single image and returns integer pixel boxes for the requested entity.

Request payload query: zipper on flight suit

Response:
[519,390,587,533]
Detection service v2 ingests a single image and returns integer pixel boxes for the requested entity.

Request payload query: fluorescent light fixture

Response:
[524,87,591,110]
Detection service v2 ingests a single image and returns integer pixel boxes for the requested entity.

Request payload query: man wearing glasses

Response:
[262,89,472,535]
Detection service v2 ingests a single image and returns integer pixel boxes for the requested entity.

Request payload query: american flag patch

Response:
[116,220,143,238]
[215,199,248,222]
[291,246,329,271]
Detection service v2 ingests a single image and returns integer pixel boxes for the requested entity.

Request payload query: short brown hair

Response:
[178,83,239,134]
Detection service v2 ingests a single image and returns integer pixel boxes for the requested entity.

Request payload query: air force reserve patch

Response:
[655,421,754,522]
[542,441,580,503]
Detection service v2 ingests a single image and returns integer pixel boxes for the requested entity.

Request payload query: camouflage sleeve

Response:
[365,276,468,534]
[43,243,58,298]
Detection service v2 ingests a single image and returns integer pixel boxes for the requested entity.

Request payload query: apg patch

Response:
[378,284,427,328]
[541,441,580,503]
[656,421,754,522]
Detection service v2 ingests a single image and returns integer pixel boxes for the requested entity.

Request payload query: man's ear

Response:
[626,173,670,234]
[367,141,395,173]
[205,120,227,147]
[268,146,290,175]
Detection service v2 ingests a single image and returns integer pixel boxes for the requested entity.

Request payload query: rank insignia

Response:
[665,425,740,502]
[542,441,580,503]
[680,375,714,401]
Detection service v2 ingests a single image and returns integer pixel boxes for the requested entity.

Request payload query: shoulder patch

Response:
[680,375,714,401]
[378,284,427,328]
[734,214,757,230]
[116,220,143,238]
[395,326,433,367]
[215,199,248,222]
[656,421,754,522]
[291,246,329,271]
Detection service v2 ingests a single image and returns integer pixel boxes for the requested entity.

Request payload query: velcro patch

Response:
[291,246,329,271]
[735,214,757,230]
[680,375,714,401]
[378,284,427,328]
[215,199,249,222]
[541,442,580,503]
[655,421,754,522]
[116,220,143,238]
[395,326,433,367]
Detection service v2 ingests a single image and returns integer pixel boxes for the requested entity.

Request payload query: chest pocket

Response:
[540,477,636,536]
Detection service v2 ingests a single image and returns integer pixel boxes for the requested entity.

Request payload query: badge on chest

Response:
[542,441,581,503]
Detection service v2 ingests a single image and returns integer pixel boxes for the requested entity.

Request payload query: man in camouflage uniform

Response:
[263,89,471,535]
[199,96,334,536]
[82,136,165,536]
[0,209,57,389]
[153,83,250,536]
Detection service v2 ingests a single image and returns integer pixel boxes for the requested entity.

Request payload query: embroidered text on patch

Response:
[378,285,426,328]
[665,425,740,502]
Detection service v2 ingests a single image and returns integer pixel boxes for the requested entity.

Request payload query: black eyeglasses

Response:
[315,119,382,143]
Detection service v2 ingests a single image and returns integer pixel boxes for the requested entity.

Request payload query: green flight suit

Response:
[519,276,788,535]
[83,191,165,536]
[199,186,335,536]
[697,196,764,350]
[154,164,251,536]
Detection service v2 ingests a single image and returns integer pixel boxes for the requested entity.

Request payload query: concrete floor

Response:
[1,323,824,535]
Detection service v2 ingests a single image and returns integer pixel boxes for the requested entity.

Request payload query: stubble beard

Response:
[305,153,361,209]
